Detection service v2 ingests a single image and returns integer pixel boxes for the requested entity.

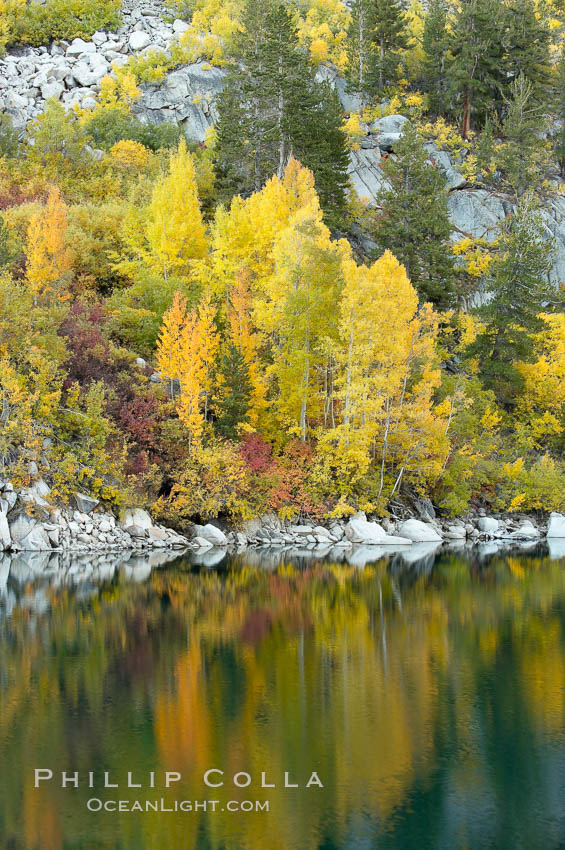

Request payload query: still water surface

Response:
[2,542,565,849]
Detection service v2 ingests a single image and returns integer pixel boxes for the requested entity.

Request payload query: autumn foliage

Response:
[0,125,562,521]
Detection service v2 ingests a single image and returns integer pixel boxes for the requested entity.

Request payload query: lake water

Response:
[2,542,565,849]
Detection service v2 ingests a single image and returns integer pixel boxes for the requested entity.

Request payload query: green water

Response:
[2,543,565,849]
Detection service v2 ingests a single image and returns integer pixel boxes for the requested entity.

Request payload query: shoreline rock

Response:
[3,471,561,557]
[180,509,561,554]
[0,477,189,552]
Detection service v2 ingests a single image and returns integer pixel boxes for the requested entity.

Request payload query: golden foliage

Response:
[25,186,72,302]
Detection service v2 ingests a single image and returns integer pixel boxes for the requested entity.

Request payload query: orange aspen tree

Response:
[26,186,72,302]
[156,291,219,452]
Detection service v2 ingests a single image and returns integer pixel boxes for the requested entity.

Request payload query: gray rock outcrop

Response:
[344,515,412,545]
[191,523,228,546]
[133,63,225,142]
[478,517,499,534]
[397,518,443,542]
[547,512,565,538]
[347,148,388,204]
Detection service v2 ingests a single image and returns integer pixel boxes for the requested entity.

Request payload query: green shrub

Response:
[84,107,182,152]
[0,113,19,157]
[26,99,89,168]
[8,0,122,47]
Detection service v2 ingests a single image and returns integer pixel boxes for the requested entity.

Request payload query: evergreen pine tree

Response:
[215,342,252,438]
[374,123,456,308]
[372,0,408,91]
[554,45,565,176]
[471,197,555,407]
[421,0,450,117]
[291,82,350,229]
[503,0,552,103]
[449,0,506,136]
[345,0,376,109]
[215,0,349,226]
[475,116,497,180]
[499,74,550,197]
[214,0,283,198]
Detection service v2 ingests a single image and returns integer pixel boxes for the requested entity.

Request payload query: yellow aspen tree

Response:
[177,308,206,453]
[320,250,448,503]
[195,158,320,303]
[323,250,419,484]
[26,186,72,302]
[156,291,187,399]
[156,292,219,451]
[195,293,219,422]
[146,137,207,279]
[383,303,448,500]
[515,312,565,450]
[281,156,320,216]
[255,204,345,440]
[226,272,267,426]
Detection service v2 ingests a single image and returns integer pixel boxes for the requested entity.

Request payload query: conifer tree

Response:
[503,0,552,103]
[449,0,506,136]
[290,82,350,229]
[499,74,550,197]
[372,0,408,91]
[374,123,456,308]
[422,0,450,117]
[471,198,556,407]
[554,45,565,176]
[215,0,348,225]
[215,342,252,438]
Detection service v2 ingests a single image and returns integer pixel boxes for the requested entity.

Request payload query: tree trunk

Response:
[462,86,472,138]
[277,50,285,179]
[359,10,365,111]
[379,37,384,90]
[299,345,310,442]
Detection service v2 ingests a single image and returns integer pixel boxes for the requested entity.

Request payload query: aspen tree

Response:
[176,307,206,453]
[26,186,72,302]
[256,204,344,439]
[226,272,268,426]
[146,138,207,279]
[156,291,187,400]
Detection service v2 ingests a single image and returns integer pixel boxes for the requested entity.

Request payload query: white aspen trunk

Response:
[299,354,309,442]
[378,397,392,498]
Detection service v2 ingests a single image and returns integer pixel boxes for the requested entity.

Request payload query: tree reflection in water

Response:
[1,544,565,849]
